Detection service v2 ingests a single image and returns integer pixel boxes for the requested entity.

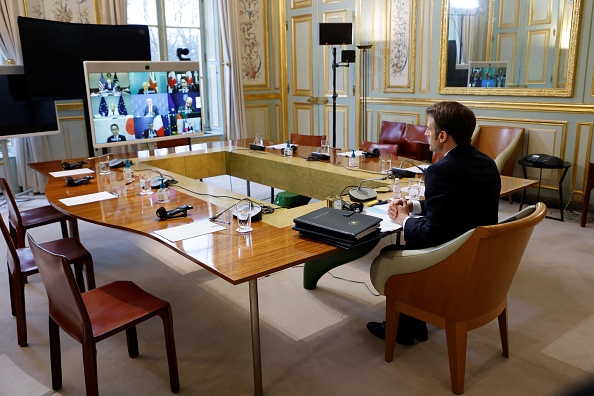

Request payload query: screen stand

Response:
[331,47,350,148]
[82,97,96,158]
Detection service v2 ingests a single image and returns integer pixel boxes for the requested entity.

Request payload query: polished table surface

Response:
[30,140,538,395]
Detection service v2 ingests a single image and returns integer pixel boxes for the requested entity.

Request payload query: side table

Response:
[518,157,571,221]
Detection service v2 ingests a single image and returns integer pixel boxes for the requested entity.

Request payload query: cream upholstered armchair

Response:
[471,126,524,175]
[369,203,546,394]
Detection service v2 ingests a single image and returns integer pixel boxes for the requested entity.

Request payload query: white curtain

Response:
[101,0,127,25]
[0,0,22,63]
[217,0,248,140]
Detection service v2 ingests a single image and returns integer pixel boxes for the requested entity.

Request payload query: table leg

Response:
[246,181,251,197]
[249,279,263,396]
[519,165,527,210]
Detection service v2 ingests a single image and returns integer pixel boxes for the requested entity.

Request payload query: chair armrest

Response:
[370,229,475,295]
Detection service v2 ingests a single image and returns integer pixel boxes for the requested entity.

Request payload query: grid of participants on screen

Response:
[87,70,201,144]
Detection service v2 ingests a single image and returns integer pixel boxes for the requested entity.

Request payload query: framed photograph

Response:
[239,0,270,91]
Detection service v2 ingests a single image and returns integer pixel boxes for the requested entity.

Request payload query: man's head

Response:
[148,122,154,130]
[180,76,188,89]
[146,98,153,106]
[185,97,193,108]
[142,81,150,91]
[425,101,476,151]
[110,124,119,136]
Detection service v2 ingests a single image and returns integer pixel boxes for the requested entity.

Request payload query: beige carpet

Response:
[1,178,594,395]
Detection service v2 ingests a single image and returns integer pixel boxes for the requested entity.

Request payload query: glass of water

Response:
[139,171,153,195]
[408,178,421,200]
[380,154,392,173]
[236,199,253,233]
[99,154,111,175]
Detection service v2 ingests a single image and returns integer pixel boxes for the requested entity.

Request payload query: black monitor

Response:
[0,65,60,139]
[17,16,151,100]
[319,23,353,45]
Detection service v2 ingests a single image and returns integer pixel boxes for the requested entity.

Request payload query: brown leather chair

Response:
[0,177,78,248]
[361,141,398,156]
[1,213,95,347]
[581,162,594,227]
[378,121,431,161]
[28,234,179,395]
[370,203,546,394]
[290,133,325,147]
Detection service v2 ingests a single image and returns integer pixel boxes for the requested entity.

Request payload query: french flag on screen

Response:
[98,73,106,91]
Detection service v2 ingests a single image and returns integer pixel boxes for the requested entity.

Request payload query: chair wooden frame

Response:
[0,177,78,248]
[28,234,179,395]
[370,203,546,394]
[1,213,95,347]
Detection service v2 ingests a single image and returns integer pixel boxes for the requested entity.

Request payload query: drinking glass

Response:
[99,154,111,175]
[236,199,253,233]
[380,154,392,173]
[139,171,153,195]
[254,133,264,146]
[408,178,421,200]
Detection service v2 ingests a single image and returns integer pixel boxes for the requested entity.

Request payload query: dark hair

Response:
[180,76,188,83]
[425,101,476,144]
[110,123,119,130]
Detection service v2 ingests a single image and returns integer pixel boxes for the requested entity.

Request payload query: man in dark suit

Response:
[143,122,157,139]
[143,98,159,116]
[367,101,501,345]
[172,76,195,93]
[177,97,196,114]
[106,124,127,143]
[138,81,155,94]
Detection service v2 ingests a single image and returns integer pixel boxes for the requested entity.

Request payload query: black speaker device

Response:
[62,160,87,170]
[311,152,330,160]
[341,50,356,63]
[249,143,266,151]
[156,204,193,220]
[64,175,94,186]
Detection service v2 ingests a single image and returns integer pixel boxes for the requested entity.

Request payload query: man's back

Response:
[404,143,500,248]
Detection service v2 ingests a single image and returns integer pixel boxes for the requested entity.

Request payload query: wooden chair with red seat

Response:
[28,234,180,395]
[581,162,594,227]
[370,202,546,394]
[0,177,78,248]
[1,212,95,347]
[361,141,398,156]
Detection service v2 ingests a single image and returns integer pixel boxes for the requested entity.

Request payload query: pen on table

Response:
[367,199,388,207]
[125,177,139,185]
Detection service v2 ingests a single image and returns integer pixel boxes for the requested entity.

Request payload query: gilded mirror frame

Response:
[438,0,582,97]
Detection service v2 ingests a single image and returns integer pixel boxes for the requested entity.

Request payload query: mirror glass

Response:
[439,0,581,97]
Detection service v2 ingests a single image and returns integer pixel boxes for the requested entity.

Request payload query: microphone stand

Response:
[331,47,350,148]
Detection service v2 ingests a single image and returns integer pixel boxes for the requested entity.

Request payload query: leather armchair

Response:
[369,203,546,394]
[471,126,524,177]
[378,121,431,161]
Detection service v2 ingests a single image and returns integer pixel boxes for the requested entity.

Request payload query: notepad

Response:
[49,168,95,177]
[154,220,225,242]
[59,191,117,206]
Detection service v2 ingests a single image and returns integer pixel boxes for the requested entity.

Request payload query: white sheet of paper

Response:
[49,168,95,177]
[267,143,299,149]
[59,191,117,206]
[154,219,226,242]
[403,164,430,174]
[365,204,402,232]
[336,150,365,157]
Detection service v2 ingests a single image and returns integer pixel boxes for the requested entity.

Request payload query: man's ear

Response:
[439,130,448,142]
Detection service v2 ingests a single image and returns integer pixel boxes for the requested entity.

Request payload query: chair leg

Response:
[498,308,510,358]
[84,256,96,290]
[445,321,468,395]
[384,298,398,362]
[7,268,16,316]
[82,340,99,396]
[581,187,592,227]
[126,326,139,358]
[73,263,86,293]
[60,219,69,239]
[160,307,180,393]
[15,277,28,347]
[49,317,63,390]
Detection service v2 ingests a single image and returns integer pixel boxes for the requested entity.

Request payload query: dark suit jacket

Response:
[404,143,501,248]
[107,135,127,143]
[143,129,157,139]
[172,85,196,93]
[138,89,155,94]
[178,105,197,114]
[144,105,159,116]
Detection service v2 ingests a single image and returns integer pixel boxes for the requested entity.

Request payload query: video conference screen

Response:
[83,61,202,149]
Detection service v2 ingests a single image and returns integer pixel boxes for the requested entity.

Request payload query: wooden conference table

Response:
[30,140,537,395]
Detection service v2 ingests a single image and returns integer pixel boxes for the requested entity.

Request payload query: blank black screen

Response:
[18,17,151,100]
[319,23,353,45]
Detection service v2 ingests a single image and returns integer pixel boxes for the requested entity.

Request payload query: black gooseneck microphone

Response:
[390,159,427,178]
[156,204,193,220]
[64,175,94,186]
[348,176,388,202]
[62,160,87,170]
